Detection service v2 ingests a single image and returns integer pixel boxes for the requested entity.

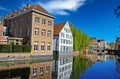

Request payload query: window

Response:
[41,41,45,51]
[46,65,50,74]
[64,28,66,31]
[33,67,37,77]
[42,29,46,36]
[19,19,22,26]
[42,19,46,25]
[3,32,6,36]
[40,66,44,76]
[26,27,29,36]
[47,30,51,37]
[48,21,52,26]
[14,21,16,26]
[59,74,63,79]
[61,46,63,52]
[34,41,38,52]
[61,33,64,37]
[18,29,22,36]
[47,42,51,51]
[14,30,16,36]
[16,40,19,45]
[63,39,65,44]
[60,59,63,65]
[35,17,39,23]
[35,28,39,36]
[26,16,30,23]
[66,34,69,38]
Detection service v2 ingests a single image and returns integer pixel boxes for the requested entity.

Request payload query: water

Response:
[80,57,120,79]
[0,55,120,79]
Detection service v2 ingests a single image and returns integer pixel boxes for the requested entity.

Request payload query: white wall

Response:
[58,22,73,54]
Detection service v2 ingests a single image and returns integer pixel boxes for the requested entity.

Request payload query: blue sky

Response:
[0,0,120,42]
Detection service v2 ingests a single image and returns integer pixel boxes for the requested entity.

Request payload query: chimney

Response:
[17,10,22,15]
[23,7,28,12]
[13,10,17,13]
[27,4,32,8]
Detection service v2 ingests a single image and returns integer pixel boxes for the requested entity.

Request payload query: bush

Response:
[0,45,12,53]
[13,45,23,53]
[0,45,31,53]
[23,45,32,52]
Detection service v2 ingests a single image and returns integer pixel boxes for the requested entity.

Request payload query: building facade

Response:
[0,23,8,44]
[53,22,73,79]
[0,60,53,79]
[53,22,73,55]
[3,4,55,56]
[52,55,73,79]
[91,38,108,53]
[115,37,120,50]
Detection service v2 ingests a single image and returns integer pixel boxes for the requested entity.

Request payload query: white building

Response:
[53,55,73,79]
[53,22,73,79]
[53,21,73,55]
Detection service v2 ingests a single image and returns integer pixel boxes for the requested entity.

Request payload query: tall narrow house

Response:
[53,22,73,55]
[3,4,55,57]
[53,22,73,79]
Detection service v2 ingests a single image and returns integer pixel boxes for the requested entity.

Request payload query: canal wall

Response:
[0,53,53,62]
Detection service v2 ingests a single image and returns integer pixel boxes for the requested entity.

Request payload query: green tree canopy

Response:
[70,23,92,52]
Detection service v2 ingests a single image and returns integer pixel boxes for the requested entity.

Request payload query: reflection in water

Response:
[0,67,30,79]
[0,60,52,79]
[0,55,120,79]
[116,59,120,74]
[52,55,73,79]
[70,56,92,79]
[80,55,120,79]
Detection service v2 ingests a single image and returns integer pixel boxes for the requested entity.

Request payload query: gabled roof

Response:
[54,22,66,36]
[3,4,54,19]
[29,4,50,15]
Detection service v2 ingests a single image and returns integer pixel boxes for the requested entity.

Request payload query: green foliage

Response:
[109,42,115,49]
[70,23,92,52]
[0,45,12,53]
[114,5,120,17]
[0,45,31,53]
[70,56,92,79]
[13,45,23,53]
[23,45,32,52]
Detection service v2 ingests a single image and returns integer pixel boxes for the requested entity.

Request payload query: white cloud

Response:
[0,7,9,11]
[38,0,86,15]
[18,0,86,15]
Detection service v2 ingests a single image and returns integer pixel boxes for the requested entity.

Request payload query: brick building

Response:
[115,37,120,50]
[0,19,8,44]
[3,4,55,56]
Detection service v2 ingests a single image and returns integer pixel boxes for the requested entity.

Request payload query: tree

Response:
[114,5,120,17]
[109,43,115,50]
[69,23,92,53]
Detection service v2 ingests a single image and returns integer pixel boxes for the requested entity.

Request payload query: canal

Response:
[80,55,120,79]
[0,55,120,79]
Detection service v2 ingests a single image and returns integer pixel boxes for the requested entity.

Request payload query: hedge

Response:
[13,45,23,53]
[0,45,12,53]
[0,45,31,53]
[23,45,32,52]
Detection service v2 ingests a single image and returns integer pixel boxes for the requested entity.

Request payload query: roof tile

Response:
[54,22,66,35]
